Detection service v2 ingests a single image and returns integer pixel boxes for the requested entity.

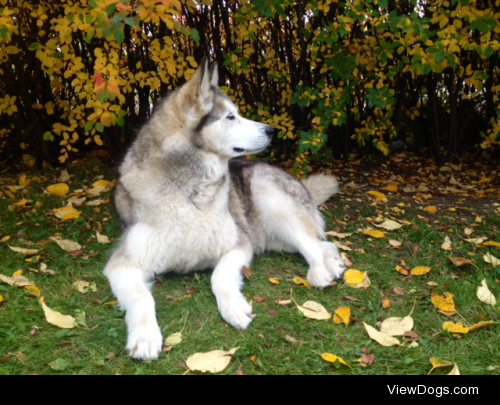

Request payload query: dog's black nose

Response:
[265,126,274,139]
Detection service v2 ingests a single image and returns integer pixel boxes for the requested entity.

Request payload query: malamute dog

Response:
[104,59,346,360]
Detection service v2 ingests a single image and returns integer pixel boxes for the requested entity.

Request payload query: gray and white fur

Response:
[104,59,345,360]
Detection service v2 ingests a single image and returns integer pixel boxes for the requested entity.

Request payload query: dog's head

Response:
[178,58,274,158]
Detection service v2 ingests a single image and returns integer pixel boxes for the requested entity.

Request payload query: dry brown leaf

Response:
[393,287,405,295]
[49,237,82,252]
[242,266,252,280]
[395,265,409,276]
[449,257,472,267]
[185,347,239,374]
[389,239,403,248]
[325,231,353,239]
[0,274,35,287]
[334,241,352,251]
[360,353,375,365]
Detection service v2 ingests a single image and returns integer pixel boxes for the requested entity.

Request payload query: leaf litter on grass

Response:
[1,154,500,375]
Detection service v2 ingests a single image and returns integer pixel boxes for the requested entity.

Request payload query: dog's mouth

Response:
[233,146,267,154]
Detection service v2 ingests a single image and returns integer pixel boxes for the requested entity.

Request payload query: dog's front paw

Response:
[126,322,163,361]
[307,265,335,289]
[217,293,254,330]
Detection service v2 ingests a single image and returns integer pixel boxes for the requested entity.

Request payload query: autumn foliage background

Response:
[0,0,499,175]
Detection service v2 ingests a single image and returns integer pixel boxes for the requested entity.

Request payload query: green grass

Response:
[0,159,499,375]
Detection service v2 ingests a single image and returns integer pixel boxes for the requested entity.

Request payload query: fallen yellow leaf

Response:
[484,254,500,267]
[374,220,403,230]
[380,183,398,193]
[344,269,371,288]
[5,190,16,200]
[423,206,438,214]
[12,270,23,277]
[296,301,332,320]
[431,291,456,313]
[96,231,111,244]
[367,191,386,202]
[428,357,456,375]
[363,322,401,347]
[46,183,69,196]
[269,278,280,285]
[410,266,432,276]
[333,307,351,326]
[443,321,496,334]
[483,241,500,247]
[321,353,350,368]
[293,277,311,288]
[477,279,497,306]
[380,316,414,337]
[14,199,30,207]
[24,285,41,297]
[1,236,11,243]
[0,295,4,304]
[92,180,114,188]
[53,206,80,221]
[441,236,452,251]
[363,230,385,239]
[185,347,239,374]
[39,297,76,329]
[0,274,35,287]
[73,281,97,294]
[8,246,41,255]
[382,298,391,309]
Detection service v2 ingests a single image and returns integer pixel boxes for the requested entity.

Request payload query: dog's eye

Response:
[227,114,235,121]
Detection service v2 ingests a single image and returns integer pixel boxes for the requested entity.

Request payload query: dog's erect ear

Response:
[209,63,219,88]
[181,57,214,116]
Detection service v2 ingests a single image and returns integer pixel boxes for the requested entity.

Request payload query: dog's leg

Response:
[320,241,347,280]
[211,247,254,330]
[104,225,163,361]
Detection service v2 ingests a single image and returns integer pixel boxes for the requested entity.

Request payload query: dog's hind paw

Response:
[126,323,163,361]
[218,293,254,330]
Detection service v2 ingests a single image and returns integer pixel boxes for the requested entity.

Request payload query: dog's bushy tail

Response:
[301,173,339,204]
